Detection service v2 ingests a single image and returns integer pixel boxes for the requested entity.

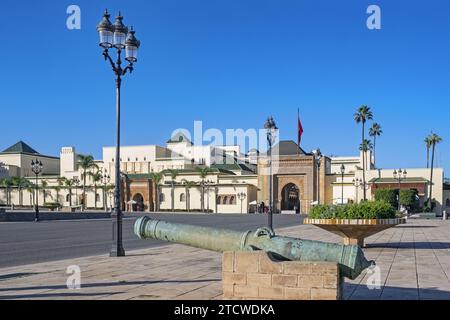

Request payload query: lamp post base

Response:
[34,207,40,222]
[110,211,125,257]
[110,247,126,257]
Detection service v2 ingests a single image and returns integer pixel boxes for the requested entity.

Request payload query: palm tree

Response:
[56,177,65,204]
[41,180,48,204]
[182,179,197,212]
[196,167,214,212]
[427,132,443,208]
[89,171,103,209]
[167,169,179,212]
[11,177,30,207]
[425,136,433,168]
[359,139,373,175]
[354,106,374,201]
[369,123,382,166]
[26,185,35,207]
[150,172,164,212]
[78,155,98,210]
[0,178,13,206]
[63,177,75,207]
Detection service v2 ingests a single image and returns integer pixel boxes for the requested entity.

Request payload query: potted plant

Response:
[304,201,406,247]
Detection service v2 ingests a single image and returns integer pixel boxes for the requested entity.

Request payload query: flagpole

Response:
[297,108,300,156]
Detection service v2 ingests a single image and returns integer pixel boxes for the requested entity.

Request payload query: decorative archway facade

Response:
[121,174,154,212]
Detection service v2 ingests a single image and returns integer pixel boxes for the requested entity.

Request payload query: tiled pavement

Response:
[0,218,449,300]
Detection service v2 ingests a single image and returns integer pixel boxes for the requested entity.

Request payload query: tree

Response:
[41,180,48,204]
[78,154,98,210]
[150,172,164,212]
[167,169,179,212]
[63,177,76,207]
[56,177,65,204]
[26,185,35,207]
[400,189,418,210]
[182,179,197,212]
[196,167,214,212]
[0,178,13,206]
[354,106,374,201]
[89,170,103,209]
[11,177,30,207]
[359,139,373,177]
[369,123,382,166]
[427,133,443,208]
[425,136,432,168]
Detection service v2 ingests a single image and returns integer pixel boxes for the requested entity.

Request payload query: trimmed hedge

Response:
[309,201,396,220]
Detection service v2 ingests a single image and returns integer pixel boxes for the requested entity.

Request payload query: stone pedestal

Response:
[222,251,343,300]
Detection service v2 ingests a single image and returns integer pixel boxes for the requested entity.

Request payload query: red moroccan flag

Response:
[298,109,304,147]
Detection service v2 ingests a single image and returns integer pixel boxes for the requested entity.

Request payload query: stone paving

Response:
[0,218,449,300]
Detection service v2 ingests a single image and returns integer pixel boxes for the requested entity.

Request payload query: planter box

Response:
[304,218,406,247]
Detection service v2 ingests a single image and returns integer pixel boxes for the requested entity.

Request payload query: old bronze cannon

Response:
[134,216,375,280]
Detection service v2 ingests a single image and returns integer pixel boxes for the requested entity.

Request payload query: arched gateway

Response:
[281,183,300,213]
[132,193,144,212]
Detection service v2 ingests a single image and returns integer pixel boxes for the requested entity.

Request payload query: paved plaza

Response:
[1,218,450,300]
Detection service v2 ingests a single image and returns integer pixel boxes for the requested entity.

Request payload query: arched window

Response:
[217,196,222,204]
[223,196,228,205]
[446,199,450,208]
[159,193,165,203]
[180,193,186,202]
[66,194,70,202]
[230,196,236,205]
[96,193,100,202]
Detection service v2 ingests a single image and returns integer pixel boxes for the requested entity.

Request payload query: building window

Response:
[446,199,450,208]
[159,193,165,203]
[144,157,147,161]
[223,196,228,205]
[217,196,222,204]
[96,194,100,202]
[180,193,186,202]
[66,194,70,202]
[229,196,236,205]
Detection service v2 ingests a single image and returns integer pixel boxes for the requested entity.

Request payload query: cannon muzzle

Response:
[134,216,374,280]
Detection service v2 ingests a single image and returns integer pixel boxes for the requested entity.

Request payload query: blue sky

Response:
[1,0,449,173]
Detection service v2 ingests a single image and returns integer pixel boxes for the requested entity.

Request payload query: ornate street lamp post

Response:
[237,192,247,214]
[340,164,346,205]
[31,159,43,222]
[102,173,111,212]
[312,149,323,205]
[97,10,140,257]
[73,177,80,206]
[393,169,407,211]
[264,116,278,231]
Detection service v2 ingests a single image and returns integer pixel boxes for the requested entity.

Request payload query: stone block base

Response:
[222,251,343,300]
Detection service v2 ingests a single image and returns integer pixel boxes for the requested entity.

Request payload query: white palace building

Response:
[0,134,449,215]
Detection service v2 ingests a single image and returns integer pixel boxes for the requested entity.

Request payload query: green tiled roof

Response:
[1,141,39,154]
[369,177,429,184]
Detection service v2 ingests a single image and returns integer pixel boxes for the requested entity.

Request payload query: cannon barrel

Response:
[134,216,374,280]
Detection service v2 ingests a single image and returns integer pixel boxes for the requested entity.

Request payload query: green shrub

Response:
[374,188,398,208]
[399,189,417,207]
[309,201,396,220]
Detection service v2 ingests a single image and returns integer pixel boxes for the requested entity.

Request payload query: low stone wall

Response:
[0,212,111,222]
[223,251,343,300]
